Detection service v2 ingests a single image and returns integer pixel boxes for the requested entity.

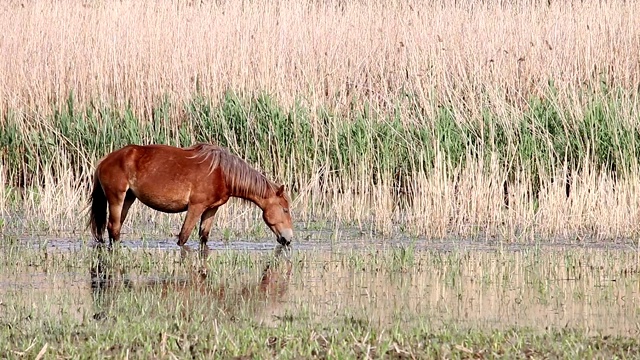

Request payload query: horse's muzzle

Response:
[277,236,291,246]
[277,228,293,246]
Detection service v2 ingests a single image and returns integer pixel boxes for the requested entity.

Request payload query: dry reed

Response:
[2,0,638,120]
[1,0,639,241]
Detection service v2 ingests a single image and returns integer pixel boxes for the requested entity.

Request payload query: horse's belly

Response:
[132,187,190,213]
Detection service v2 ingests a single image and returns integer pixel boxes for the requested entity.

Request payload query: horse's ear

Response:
[276,185,285,196]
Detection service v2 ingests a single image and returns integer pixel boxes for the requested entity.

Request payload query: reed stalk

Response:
[1,0,639,240]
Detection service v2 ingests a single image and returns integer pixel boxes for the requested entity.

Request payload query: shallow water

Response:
[17,228,639,253]
[1,237,639,337]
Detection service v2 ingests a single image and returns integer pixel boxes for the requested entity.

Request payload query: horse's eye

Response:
[283,208,289,213]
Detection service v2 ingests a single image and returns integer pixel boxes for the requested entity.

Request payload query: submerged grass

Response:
[0,244,638,358]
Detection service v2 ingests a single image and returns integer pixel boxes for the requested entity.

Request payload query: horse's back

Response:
[96,145,139,179]
[99,144,196,181]
[95,144,222,213]
[99,144,188,167]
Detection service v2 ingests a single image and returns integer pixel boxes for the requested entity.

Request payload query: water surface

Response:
[0,236,638,337]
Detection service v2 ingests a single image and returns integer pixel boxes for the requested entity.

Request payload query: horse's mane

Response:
[186,143,278,199]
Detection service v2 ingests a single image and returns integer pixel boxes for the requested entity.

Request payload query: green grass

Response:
[2,87,638,194]
[5,319,640,359]
[2,86,640,239]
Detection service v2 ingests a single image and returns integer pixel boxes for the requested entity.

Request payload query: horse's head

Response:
[262,185,293,246]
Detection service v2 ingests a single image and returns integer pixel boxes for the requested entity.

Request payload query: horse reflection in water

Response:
[90,245,291,322]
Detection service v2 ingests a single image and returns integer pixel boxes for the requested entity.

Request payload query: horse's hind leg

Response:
[119,190,137,228]
[105,190,127,243]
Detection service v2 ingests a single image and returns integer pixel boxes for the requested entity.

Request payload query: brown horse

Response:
[89,143,293,247]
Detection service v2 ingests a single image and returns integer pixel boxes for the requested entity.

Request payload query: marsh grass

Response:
[0,245,639,358]
[3,92,640,241]
[2,0,640,240]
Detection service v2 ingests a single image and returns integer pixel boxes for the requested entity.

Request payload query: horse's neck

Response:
[226,170,273,209]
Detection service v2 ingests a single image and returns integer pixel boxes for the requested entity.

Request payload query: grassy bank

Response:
[6,318,639,359]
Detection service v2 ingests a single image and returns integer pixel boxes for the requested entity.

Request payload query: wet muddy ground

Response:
[2,234,639,338]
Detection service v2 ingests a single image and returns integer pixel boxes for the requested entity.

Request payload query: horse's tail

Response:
[89,170,107,242]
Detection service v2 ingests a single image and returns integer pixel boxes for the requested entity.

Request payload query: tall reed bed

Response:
[1,0,639,239]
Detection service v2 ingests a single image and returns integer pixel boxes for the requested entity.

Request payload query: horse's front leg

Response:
[198,207,219,246]
[177,205,206,246]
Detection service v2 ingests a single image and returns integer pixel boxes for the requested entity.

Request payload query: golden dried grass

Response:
[1,0,638,121]
[2,0,639,240]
